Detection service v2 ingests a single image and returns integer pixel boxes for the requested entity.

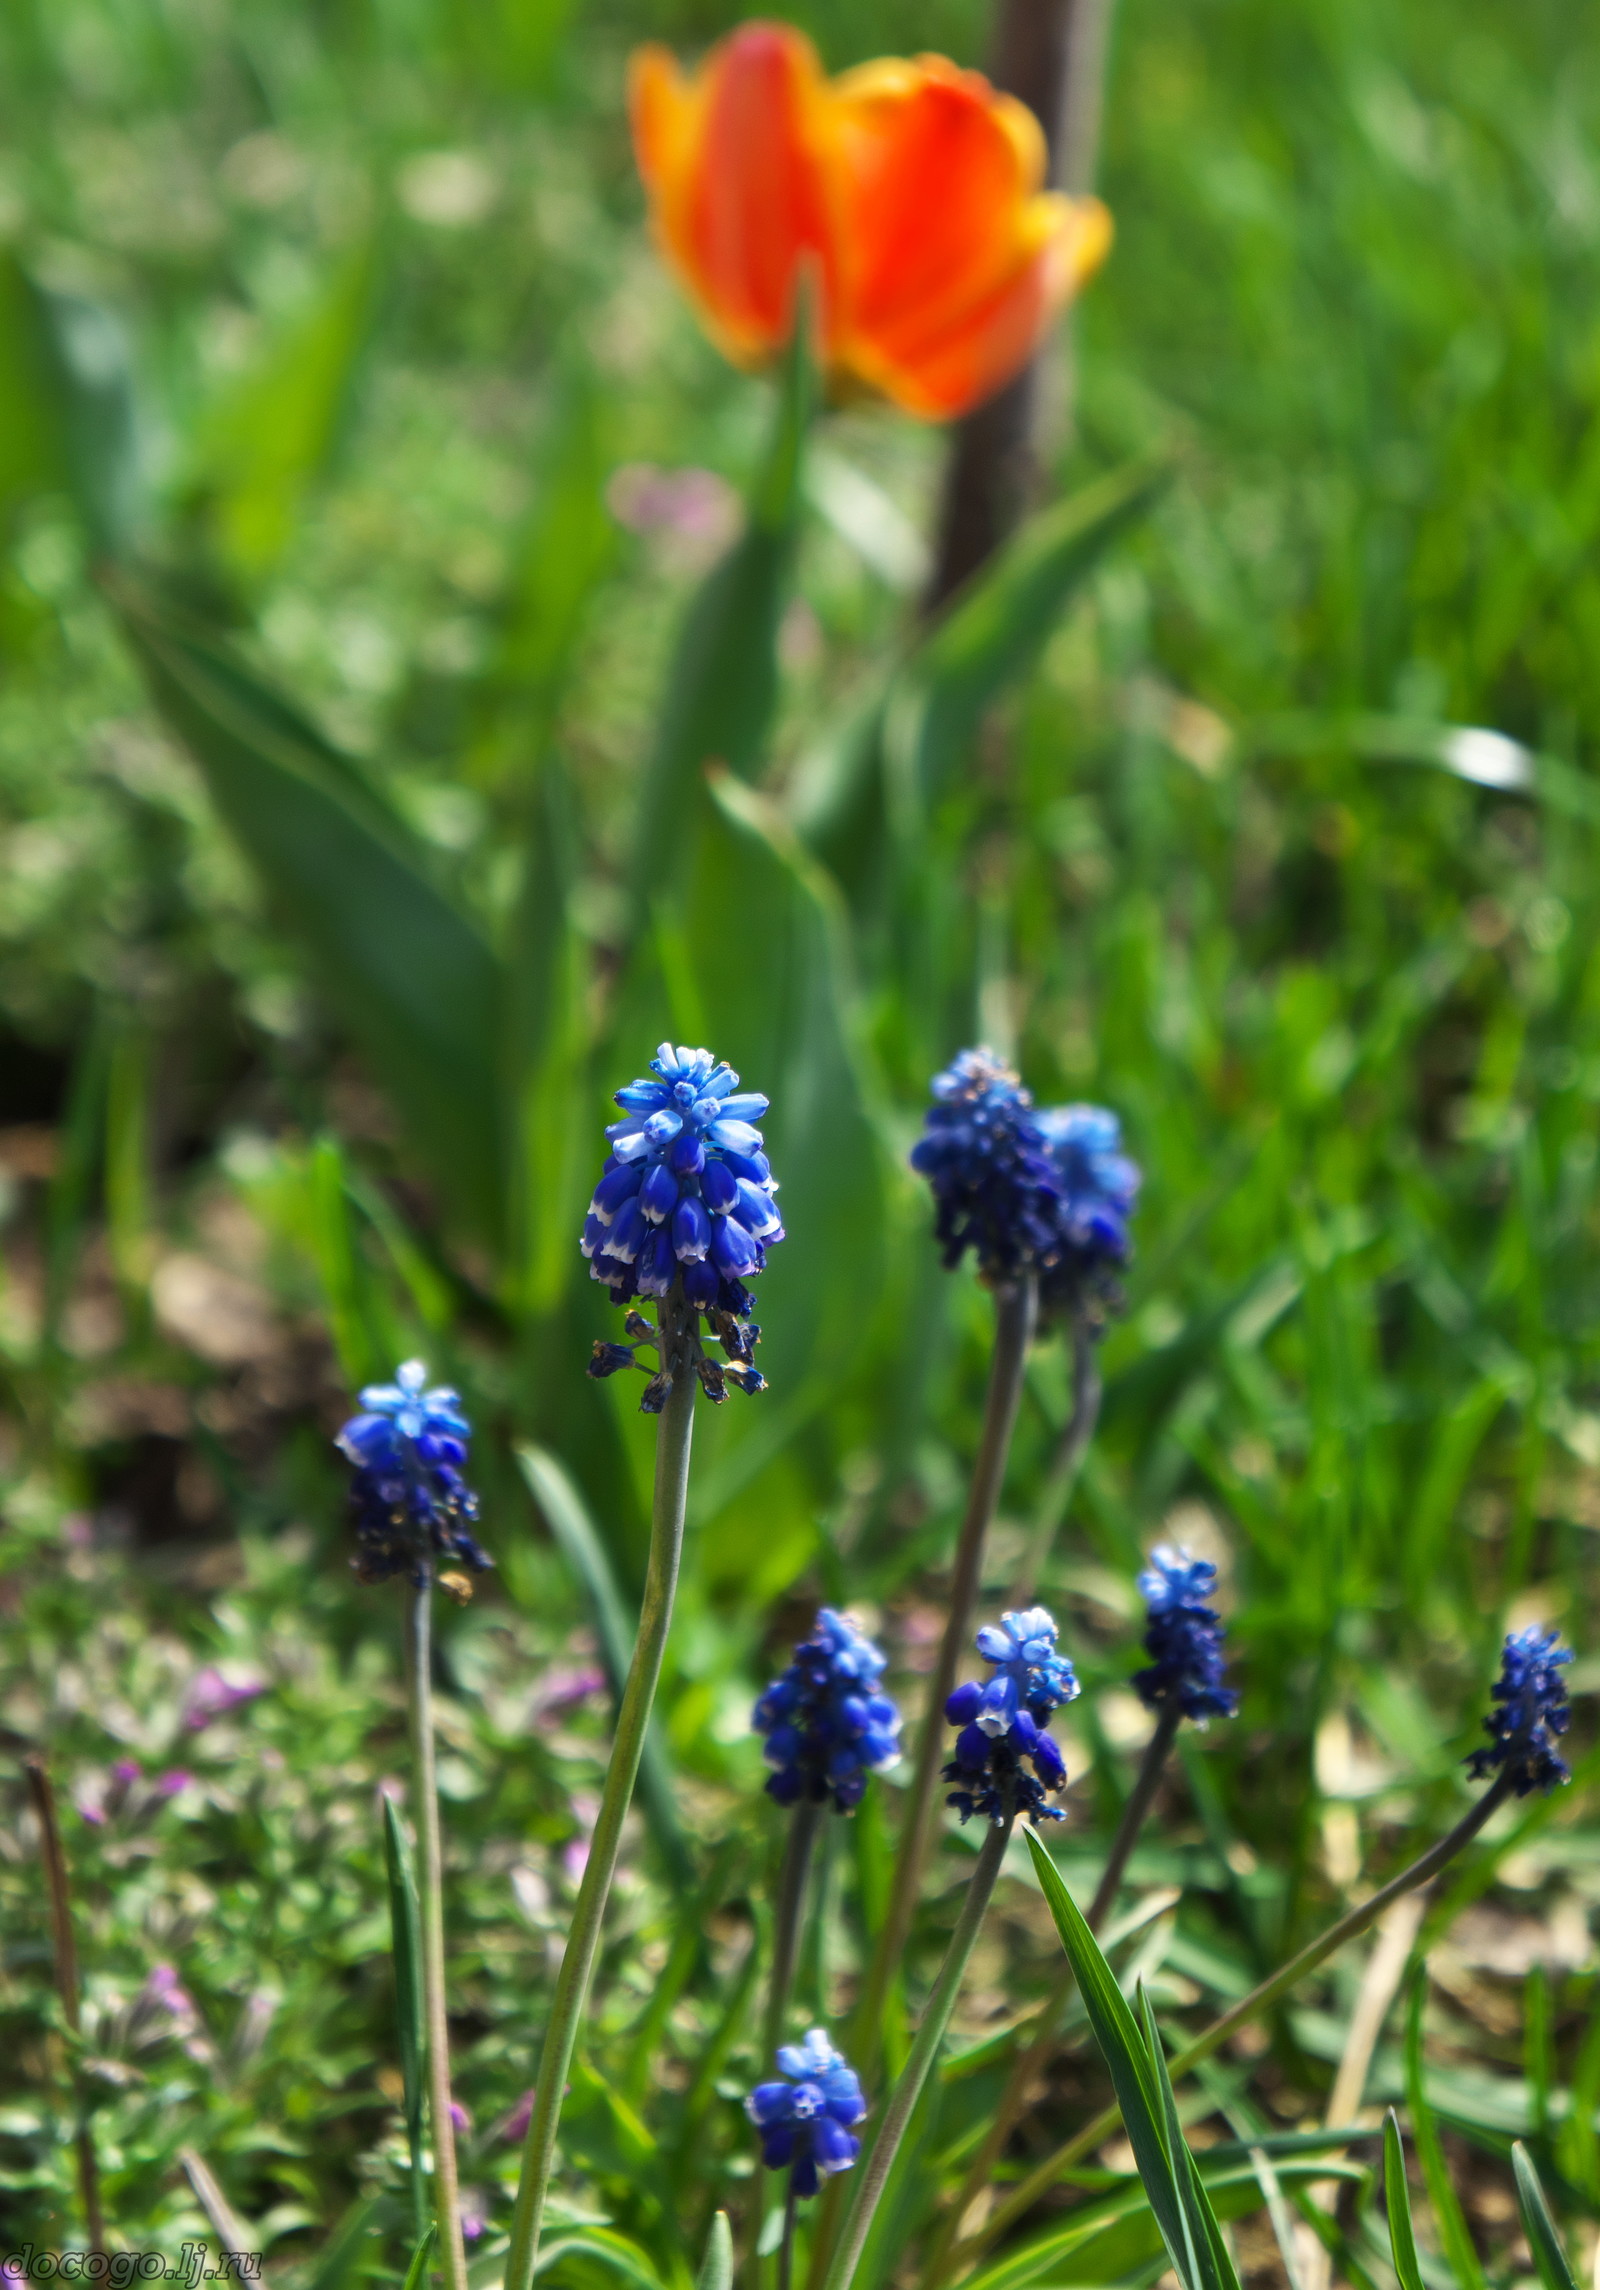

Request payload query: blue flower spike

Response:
[943,1606,1077,1826]
[1034,1103,1140,1324]
[909,1048,1063,1284]
[1467,1627,1573,1797]
[1133,1547,1239,1723]
[745,2029,867,2198]
[753,1609,903,1814]
[581,1044,783,1410]
[336,1360,491,1596]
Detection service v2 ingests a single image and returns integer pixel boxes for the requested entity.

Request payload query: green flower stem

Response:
[1014,1311,1100,1605]
[765,1801,823,2064]
[504,1311,697,2290]
[404,1579,469,2290]
[926,1700,1181,2286]
[824,1817,1014,2290]
[850,1279,1037,2083]
[24,1756,104,2254]
[777,2175,800,2290]
[951,1769,1518,2271]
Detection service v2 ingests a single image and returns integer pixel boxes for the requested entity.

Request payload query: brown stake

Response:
[928,0,1119,609]
[25,1756,106,2252]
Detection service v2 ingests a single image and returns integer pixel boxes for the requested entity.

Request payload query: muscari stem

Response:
[951,1769,1518,2271]
[25,1757,104,2254]
[825,1817,1014,2290]
[765,1801,823,2064]
[1013,1312,1100,1606]
[777,2175,800,2290]
[504,1300,697,2290]
[850,1279,1037,2085]
[405,1579,469,2290]
[927,1700,1180,2284]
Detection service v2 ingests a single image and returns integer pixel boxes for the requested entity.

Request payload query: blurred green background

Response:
[2,0,1599,2270]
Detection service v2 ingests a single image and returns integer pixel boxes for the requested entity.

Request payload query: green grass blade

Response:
[695,2215,731,2290]
[1512,2145,1579,2290]
[1404,1977,1486,2290]
[1023,1830,1191,2278]
[1526,1963,1555,2145]
[515,1442,692,1888]
[1138,1983,1242,2290]
[401,2229,436,2290]
[383,1797,427,2247]
[303,2196,382,2290]
[109,570,509,1244]
[1383,2114,1425,2290]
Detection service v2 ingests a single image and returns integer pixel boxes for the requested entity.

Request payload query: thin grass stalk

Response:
[1014,1312,1100,1604]
[951,1769,1518,2268]
[925,1700,1180,2281]
[824,1817,1014,2290]
[764,1802,823,2064]
[504,1302,697,2290]
[850,1278,1036,2083]
[25,1757,104,2253]
[404,1580,469,2290]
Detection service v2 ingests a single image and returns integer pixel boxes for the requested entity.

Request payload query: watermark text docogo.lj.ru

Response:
[5,2250,262,2285]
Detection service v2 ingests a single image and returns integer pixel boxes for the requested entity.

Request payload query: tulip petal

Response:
[629,23,838,369]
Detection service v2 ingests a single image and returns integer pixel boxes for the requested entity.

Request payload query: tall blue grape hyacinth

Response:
[753,1610,903,1814]
[336,1361,491,1592]
[944,1606,1077,1825]
[909,1048,1063,1283]
[1034,1104,1140,1324]
[1133,1547,1239,1722]
[581,1042,782,1409]
[745,2029,867,2198]
[1467,1627,1572,1796]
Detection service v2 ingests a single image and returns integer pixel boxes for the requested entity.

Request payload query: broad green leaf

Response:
[884,456,1168,816]
[625,321,812,926]
[383,1797,427,2245]
[503,768,589,1318]
[1405,1978,1486,2290]
[190,240,377,580]
[695,2216,731,2290]
[0,253,71,531]
[1382,2114,1425,2290]
[1024,1830,1190,2277]
[108,571,509,1243]
[1512,2143,1579,2290]
[515,1442,692,1889]
[29,275,145,558]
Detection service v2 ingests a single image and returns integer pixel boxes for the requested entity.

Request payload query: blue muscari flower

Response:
[943,1606,1076,1827]
[752,1610,903,1814]
[581,1043,781,1408]
[1467,1627,1572,1797]
[1035,1104,1140,1323]
[335,1360,491,1590]
[910,1048,1063,1283]
[1132,1547,1239,1722]
[745,2029,866,2198]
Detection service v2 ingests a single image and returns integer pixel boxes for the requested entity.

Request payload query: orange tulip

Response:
[628,21,1111,423]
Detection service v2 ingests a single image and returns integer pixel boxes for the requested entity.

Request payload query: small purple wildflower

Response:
[182,1666,266,1730]
[1467,1627,1573,1797]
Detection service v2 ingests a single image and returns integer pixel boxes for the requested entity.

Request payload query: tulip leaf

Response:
[12,263,146,560]
[1512,2143,1579,2290]
[625,317,813,927]
[107,569,509,1243]
[886,455,1169,817]
[189,237,378,581]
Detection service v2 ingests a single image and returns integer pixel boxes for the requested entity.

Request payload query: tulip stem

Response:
[504,1296,697,2290]
[25,1757,104,2254]
[951,1769,1518,2270]
[404,1578,469,2290]
[849,1280,1035,2094]
[825,1817,1014,2290]
[925,1701,1180,2285]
